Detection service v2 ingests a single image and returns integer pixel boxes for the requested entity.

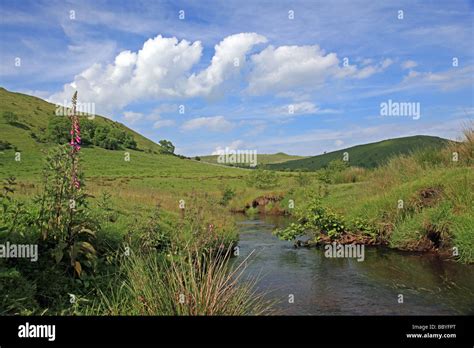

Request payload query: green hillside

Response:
[199,152,306,167]
[0,87,244,182]
[268,135,451,171]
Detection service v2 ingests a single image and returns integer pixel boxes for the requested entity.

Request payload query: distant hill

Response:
[267,135,451,171]
[199,152,306,167]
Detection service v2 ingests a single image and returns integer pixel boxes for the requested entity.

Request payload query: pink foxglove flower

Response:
[69,92,81,189]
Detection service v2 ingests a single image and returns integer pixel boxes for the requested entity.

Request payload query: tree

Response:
[159,140,175,154]
[122,133,137,149]
[47,117,70,144]
[3,111,18,125]
[80,119,96,145]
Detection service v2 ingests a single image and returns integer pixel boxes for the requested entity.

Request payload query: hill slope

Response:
[0,87,243,180]
[267,135,451,171]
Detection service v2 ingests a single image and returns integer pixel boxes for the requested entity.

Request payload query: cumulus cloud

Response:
[185,33,267,97]
[181,116,233,132]
[247,45,391,95]
[247,45,339,95]
[49,33,267,113]
[49,33,391,113]
[49,35,203,112]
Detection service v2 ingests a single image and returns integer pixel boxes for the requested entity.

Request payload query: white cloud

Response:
[123,108,175,128]
[401,60,418,69]
[348,58,393,79]
[49,33,268,113]
[290,102,318,114]
[248,45,339,95]
[122,111,143,124]
[212,140,244,155]
[181,116,234,132]
[401,66,474,91]
[273,101,318,115]
[185,33,267,97]
[153,119,175,129]
[248,45,392,95]
[145,104,179,121]
[273,102,341,116]
[49,35,203,113]
[49,33,393,114]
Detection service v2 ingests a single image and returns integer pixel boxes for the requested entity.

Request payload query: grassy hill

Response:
[199,152,306,167]
[0,87,259,215]
[0,87,246,182]
[267,135,451,171]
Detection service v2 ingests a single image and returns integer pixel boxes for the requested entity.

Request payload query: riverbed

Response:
[234,215,474,315]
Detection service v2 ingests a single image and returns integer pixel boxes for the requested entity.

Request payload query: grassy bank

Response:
[273,128,473,263]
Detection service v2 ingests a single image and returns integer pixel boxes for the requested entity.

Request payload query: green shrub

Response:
[3,111,18,124]
[247,169,279,189]
[219,187,235,206]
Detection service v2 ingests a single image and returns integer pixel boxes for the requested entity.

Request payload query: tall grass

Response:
[91,246,273,315]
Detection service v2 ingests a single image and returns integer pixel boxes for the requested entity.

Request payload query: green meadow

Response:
[1,87,473,316]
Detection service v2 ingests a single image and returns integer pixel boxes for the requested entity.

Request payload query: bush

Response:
[247,169,279,189]
[219,187,235,206]
[275,198,346,241]
[295,171,312,186]
[47,117,138,150]
[3,111,18,124]
[0,140,12,150]
[46,117,70,144]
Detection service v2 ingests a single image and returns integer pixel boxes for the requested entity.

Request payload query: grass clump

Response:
[92,246,272,315]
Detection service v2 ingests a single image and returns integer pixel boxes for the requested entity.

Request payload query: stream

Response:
[234,215,474,315]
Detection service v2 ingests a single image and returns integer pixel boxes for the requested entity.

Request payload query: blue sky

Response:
[1,0,473,156]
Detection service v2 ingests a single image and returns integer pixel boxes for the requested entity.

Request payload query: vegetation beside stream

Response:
[272,127,473,263]
[1,87,472,317]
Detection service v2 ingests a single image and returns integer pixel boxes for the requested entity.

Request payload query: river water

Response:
[234,215,474,315]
